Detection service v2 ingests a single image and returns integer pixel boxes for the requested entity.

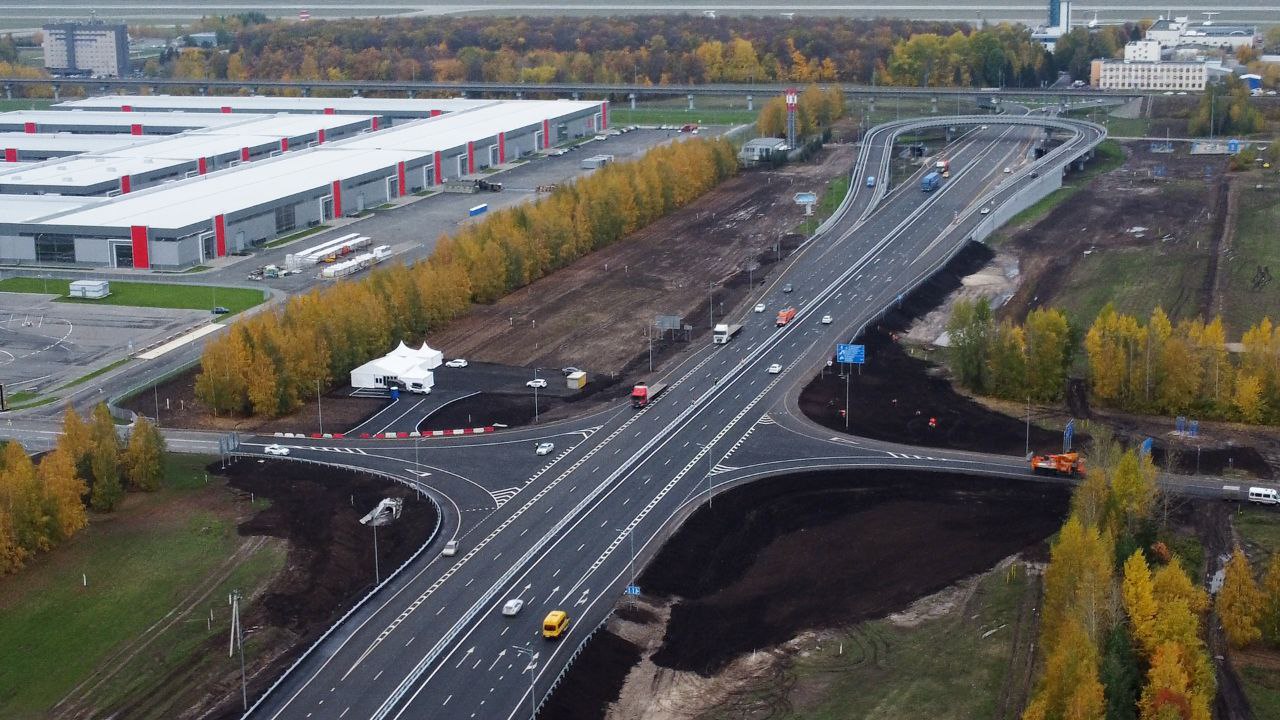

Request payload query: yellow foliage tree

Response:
[1139,642,1209,720]
[1042,515,1114,645]
[1123,550,1160,652]
[1217,545,1263,649]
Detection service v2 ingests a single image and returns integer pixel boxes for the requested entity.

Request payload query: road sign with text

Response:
[836,344,865,365]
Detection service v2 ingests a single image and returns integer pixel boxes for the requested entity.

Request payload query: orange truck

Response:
[775,307,797,326]
[1030,452,1085,477]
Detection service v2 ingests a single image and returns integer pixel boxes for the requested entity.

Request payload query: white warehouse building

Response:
[0,99,606,269]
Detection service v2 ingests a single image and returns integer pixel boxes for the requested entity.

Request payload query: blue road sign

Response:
[624,585,641,596]
[1063,419,1074,454]
[793,192,818,205]
[836,343,866,365]
[1190,420,1199,438]
[1140,437,1154,458]
[1176,415,1186,433]
[1228,139,1241,154]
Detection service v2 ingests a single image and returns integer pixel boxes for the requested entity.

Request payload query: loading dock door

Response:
[386,176,398,200]
[112,242,134,269]
[456,154,466,177]
[488,144,499,167]
[321,195,335,221]
[199,231,215,263]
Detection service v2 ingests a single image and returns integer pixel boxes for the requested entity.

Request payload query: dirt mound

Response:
[640,470,1069,675]
[538,629,642,720]
[800,329,1062,454]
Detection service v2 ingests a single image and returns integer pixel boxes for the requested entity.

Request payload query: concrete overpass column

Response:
[460,90,467,98]
[302,86,311,97]
[3,84,11,100]
[199,85,207,95]
[52,84,60,100]
[687,94,695,111]
[628,92,636,110]
[99,83,108,95]
[516,91,523,100]
[746,94,753,111]
[931,96,938,113]
[572,92,579,100]
[407,90,415,98]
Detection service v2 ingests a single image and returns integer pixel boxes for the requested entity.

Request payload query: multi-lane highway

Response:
[227,112,1105,719]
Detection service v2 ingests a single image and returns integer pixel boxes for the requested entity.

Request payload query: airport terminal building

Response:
[0,98,607,269]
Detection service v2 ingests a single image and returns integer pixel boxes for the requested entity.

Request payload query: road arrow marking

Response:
[487,649,506,671]
[454,646,474,669]
[404,469,432,477]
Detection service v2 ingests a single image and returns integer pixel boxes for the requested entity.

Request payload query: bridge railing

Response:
[237,455,444,720]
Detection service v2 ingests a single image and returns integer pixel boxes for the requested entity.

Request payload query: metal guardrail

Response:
[237,455,444,720]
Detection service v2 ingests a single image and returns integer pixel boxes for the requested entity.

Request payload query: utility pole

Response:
[229,589,247,710]
[316,378,324,435]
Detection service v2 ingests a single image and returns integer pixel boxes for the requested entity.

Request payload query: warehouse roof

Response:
[0,194,93,222]
[55,94,498,115]
[340,100,602,153]
[31,146,422,229]
[0,135,284,187]
[0,110,256,131]
[0,131,152,154]
[196,112,377,138]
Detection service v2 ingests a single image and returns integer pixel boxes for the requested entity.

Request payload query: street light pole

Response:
[316,378,324,435]
[372,525,380,584]
[708,281,714,329]
[513,647,539,720]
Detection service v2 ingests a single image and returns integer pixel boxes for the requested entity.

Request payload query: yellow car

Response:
[542,610,569,639]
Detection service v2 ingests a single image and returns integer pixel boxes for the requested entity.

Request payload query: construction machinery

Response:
[1030,452,1086,477]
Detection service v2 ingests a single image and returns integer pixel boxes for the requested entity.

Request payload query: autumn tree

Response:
[124,416,166,492]
[1261,554,1280,647]
[947,296,993,393]
[1042,515,1114,645]
[35,448,87,541]
[1122,550,1159,652]
[1217,545,1263,649]
[88,403,123,512]
[1140,642,1209,720]
[1023,617,1106,720]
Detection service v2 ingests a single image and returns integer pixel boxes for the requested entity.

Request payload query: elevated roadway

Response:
[231,111,1108,719]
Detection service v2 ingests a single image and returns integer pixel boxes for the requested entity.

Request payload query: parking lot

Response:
[343,361,587,434]
[0,292,206,397]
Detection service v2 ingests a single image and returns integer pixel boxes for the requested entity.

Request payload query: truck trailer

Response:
[631,382,668,408]
[921,171,942,192]
[712,323,742,344]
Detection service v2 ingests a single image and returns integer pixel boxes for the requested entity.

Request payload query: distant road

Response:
[1,1,1274,31]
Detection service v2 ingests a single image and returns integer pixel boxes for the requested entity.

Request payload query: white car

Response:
[441,540,459,557]
[767,363,782,374]
[536,442,555,456]
[502,598,525,616]
[263,444,289,456]
[754,303,766,313]
[980,207,991,215]
[526,378,548,389]
[820,315,833,325]
[1003,166,1012,174]
[445,358,468,368]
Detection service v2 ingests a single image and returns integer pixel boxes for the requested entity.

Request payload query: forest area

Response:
[128,14,1147,89]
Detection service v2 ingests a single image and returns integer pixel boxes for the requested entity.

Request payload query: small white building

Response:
[349,341,443,392]
[68,279,109,299]
[1124,40,1163,63]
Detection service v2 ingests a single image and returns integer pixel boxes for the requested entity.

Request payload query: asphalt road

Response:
[228,113,1109,720]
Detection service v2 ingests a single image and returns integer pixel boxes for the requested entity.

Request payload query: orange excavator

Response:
[1030,452,1086,477]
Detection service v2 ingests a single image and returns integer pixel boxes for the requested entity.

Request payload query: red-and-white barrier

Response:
[274,427,494,440]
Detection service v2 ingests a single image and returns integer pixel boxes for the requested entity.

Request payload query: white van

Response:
[1247,487,1278,505]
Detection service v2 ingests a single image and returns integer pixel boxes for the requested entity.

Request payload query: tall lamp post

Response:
[513,646,540,720]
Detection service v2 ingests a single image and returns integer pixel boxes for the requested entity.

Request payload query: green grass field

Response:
[797,174,851,236]
[0,455,285,719]
[0,98,54,112]
[1000,140,1125,231]
[1048,244,1213,327]
[0,277,264,316]
[1220,188,1280,335]
[704,565,1028,720]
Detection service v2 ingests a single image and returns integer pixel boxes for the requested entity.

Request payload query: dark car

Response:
[212,306,231,314]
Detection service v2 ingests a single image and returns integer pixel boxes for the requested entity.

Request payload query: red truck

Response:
[631,382,668,409]
[776,307,797,326]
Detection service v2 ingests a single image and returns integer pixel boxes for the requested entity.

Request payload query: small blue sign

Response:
[390,387,400,401]
[468,203,488,217]
[1140,437,1154,458]
[1189,420,1199,438]
[1063,419,1075,454]
[793,192,818,205]
[836,343,866,365]
[624,585,641,596]
[1176,415,1186,433]
[1228,139,1241,154]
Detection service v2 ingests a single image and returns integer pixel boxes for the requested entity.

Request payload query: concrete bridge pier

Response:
[572,91,579,100]
[931,96,938,113]
[198,85,207,96]
[629,92,636,110]
[687,93,694,111]
[51,84,60,100]
[746,94,753,111]
[3,84,10,100]
[302,86,311,97]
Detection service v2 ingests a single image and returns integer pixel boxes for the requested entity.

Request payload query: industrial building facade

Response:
[42,22,130,77]
[0,99,606,270]
[1090,58,1208,90]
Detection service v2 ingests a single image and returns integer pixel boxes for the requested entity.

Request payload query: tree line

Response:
[1024,443,1216,719]
[1216,544,1280,654]
[0,405,165,574]
[946,299,1280,425]
[755,85,846,139]
[134,15,1068,89]
[194,137,738,416]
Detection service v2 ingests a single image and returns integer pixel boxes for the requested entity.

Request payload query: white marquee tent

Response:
[349,341,443,391]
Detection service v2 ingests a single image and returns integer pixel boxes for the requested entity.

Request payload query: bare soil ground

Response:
[106,460,438,720]
[542,470,1070,717]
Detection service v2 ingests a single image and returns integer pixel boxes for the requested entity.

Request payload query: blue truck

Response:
[921,171,942,192]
